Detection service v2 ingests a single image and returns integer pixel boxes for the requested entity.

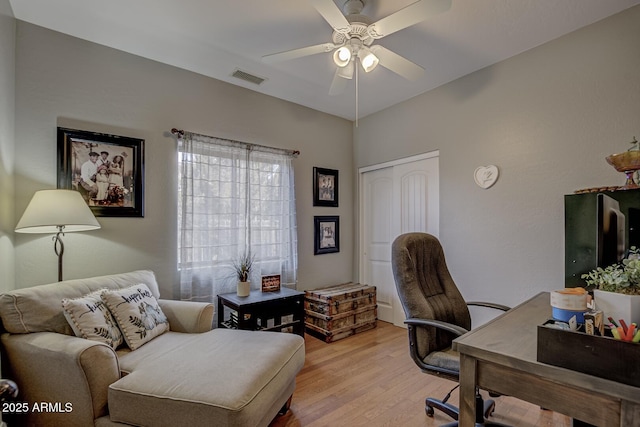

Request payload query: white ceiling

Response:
[9,0,640,121]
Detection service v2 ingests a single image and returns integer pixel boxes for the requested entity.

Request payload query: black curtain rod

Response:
[170,128,300,157]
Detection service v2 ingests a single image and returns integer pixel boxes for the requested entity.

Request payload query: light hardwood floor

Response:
[270,321,571,427]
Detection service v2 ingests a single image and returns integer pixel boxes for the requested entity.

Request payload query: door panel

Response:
[362,168,394,322]
[400,171,427,231]
[396,158,439,236]
[360,154,439,326]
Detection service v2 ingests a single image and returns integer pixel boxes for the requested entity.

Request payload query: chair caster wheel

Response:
[426,405,434,417]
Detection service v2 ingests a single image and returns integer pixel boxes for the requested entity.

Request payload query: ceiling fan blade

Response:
[329,68,349,96]
[262,43,337,63]
[309,0,351,33]
[370,45,424,81]
[367,0,452,39]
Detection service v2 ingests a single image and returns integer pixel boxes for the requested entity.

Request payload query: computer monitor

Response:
[597,193,625,267]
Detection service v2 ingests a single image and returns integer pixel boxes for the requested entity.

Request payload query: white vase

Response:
[593,289,640,325]
[237,281,250,297]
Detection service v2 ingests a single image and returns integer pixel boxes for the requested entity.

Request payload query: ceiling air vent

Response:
[231,69,266,86]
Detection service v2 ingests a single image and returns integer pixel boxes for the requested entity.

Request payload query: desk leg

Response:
[459,353,477,427]
[621,400,640,426]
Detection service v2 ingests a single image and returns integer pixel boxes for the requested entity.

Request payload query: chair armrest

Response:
[158,299,214,333]
[466,301,511,312]
[1,332,119,426]
[405,317,469,338]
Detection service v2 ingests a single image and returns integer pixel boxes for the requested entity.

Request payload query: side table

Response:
[217,287,305,337]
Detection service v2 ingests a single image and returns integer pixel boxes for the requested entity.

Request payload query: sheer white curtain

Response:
[178,132,298,302]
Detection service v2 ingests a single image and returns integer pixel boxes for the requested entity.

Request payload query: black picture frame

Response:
[57,127,144,217]
[313,167,338,207]
[261,274,281,292]
[314,216,340,255]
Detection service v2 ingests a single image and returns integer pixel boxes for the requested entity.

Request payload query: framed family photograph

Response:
[313,167,338,207]
[57,127,145,217]
[314,216,340,255]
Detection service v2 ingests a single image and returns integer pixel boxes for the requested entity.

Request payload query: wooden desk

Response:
[453,292,640,427]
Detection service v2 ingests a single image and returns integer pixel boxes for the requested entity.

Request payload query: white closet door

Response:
[360,153,439,326]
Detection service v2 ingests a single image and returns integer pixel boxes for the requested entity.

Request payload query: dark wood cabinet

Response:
[565,188,640,287]
[217,287,305,337]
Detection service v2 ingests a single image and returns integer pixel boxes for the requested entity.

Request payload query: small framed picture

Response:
[57,127,144,217]
[261,275,281,292]
[314,216,340,255]
[313,167,338,207]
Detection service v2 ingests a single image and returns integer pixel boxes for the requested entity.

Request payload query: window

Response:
[178,132,297,301]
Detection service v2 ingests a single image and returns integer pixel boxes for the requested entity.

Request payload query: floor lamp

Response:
[15,189,101,282]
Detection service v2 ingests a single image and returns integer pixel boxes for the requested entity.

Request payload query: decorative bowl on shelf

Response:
[606,142,640,189]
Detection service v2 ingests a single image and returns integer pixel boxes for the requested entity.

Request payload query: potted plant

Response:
[582,247,640,324]
[232,251,254,297]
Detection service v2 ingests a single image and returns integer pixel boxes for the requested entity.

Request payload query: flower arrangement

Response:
[232,251,254,282]
[582,247,640,295]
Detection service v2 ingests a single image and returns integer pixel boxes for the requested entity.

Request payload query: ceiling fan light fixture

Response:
[333,46,352,67]
[359,48,379,73]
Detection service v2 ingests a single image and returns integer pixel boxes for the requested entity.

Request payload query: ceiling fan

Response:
[262,0,452,95]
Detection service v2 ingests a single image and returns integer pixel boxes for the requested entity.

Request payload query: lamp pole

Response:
[53,225,65,282]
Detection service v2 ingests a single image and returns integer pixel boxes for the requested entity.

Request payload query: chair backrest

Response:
[391,232,471,359]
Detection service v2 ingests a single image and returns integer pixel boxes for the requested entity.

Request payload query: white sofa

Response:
[0,270,305,427]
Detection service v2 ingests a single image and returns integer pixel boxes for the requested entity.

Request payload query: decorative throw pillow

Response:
[101,284,169,350]
[62,289,124,349]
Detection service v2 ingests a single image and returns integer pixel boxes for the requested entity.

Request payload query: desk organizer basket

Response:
[304,282,377,343]
[537,320,640,387]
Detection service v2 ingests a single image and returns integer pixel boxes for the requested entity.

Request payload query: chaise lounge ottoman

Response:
[110,328,304,427]
[0,270,305,427]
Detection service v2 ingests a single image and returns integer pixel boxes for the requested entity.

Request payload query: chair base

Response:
[425,397,495,420]
[426,397,459,419]
[438,411,512,426]
[427,392,512,427]
[440,422,511,427]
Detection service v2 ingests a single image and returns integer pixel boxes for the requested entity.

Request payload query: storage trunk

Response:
[304,283,377,343]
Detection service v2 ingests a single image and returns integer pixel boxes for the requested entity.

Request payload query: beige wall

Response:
[13,23,354,297]
[9,6,640,305]
[354,6,640,308]
[0,0,15,292]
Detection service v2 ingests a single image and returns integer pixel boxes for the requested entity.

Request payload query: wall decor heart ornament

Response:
[474,165,499,189]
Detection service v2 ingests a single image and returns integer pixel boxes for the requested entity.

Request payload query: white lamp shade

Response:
[15,189,101,234]
[359,49,379,73]
[333,46,352,67]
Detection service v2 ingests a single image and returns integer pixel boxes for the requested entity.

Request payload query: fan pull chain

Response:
[355,59,359,128]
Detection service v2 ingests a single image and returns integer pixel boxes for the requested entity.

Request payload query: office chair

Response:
[391,232,511,427]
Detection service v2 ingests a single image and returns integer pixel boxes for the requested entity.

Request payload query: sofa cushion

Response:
[62,289,124,349]
[116,331,201,374]
[0,270,161,335]
[101,284,169,350]
[110,329,305,427]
